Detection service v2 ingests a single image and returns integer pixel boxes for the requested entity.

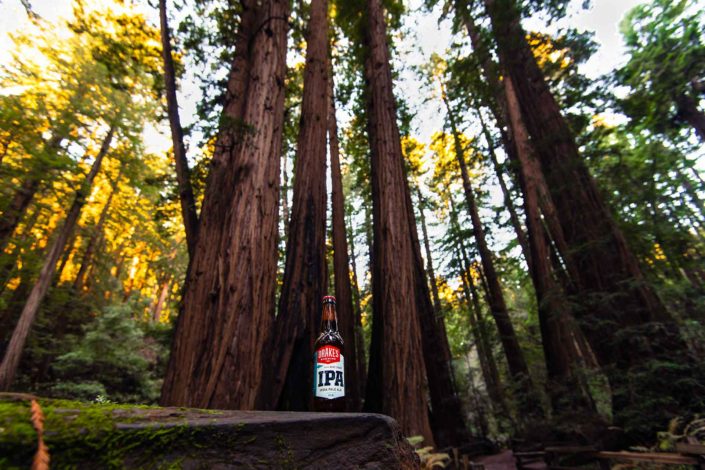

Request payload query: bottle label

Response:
[314,345,345,399]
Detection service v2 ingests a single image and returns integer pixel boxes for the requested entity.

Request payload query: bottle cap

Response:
[322,295,336,304]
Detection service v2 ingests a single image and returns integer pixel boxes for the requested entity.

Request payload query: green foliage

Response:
[617,0,705,141]
[44,301,166,404]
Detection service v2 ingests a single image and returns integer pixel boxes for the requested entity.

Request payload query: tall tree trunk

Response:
[448,194,509,419]
[362,0,434,444]
[160,0,288,409]
[406,180,470,447]
[475,110,530,264]
[152,276,171,323]
[446,99,540,418]
[458,5,577,285]
[263,0,329,412]
[328,61,361,411]
[346,212,367,397]
[505,75,595,415]
[416,189,457,379]
[54,231,78,285]
[0,207,42,296]
[0,126,114,390]
[0,134,63,254]
[416,189,443,319]
[73,179,118,291]
[485,0,701,435]
[159,0,199,258]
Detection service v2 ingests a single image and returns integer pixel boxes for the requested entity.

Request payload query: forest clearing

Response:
[1,0,705,467]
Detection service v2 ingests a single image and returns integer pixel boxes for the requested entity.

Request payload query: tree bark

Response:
[416,189,456,376]
[263,0,329,412]
[448,194,509,419]
[346,212,367,398]
[416,189,444,322]
[361,0,434,444]
[328,61,361,411]
[446,99,540,418]
[0,126,114,390]
[160,0,288,410]
[406,179,470,447]
[475,111,530,264]
[485,0,700,434]
[152,277,171,323]
[159,0,199,258]
[505,74,595,415]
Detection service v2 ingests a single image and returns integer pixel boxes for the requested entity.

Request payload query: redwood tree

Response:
[0,126,114,389]
[504,74,595,415]
[329,64,362,411]
[158,0,199,257]
[485,0,704,435]
[262,0,329,411]
[443,95,541,418]
[361,0,434,444]
[160,0,289,409]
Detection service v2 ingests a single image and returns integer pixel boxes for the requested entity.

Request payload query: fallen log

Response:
[0,394,419,468]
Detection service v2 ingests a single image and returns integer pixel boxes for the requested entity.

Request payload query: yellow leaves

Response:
[527,32,572,71]
[652,243,667,262]
[401,135,427,176]
[429,131,481,189]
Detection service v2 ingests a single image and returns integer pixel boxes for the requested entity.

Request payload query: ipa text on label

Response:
[314,346,344,399]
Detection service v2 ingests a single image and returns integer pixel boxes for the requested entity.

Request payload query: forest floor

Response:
[475,450,547,469]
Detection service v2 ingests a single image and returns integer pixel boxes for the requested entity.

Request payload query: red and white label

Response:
[316,345,340,364]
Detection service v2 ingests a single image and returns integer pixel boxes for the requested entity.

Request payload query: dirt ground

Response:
[474,450,547,469]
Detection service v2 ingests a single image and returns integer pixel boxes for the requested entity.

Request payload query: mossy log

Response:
[0,394,419,469]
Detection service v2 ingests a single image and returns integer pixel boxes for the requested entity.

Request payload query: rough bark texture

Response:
[328,65,361,411]
[0,127,114,390]
[505,75,595,415]
[362,0,434,444]
[446,102,539,417]
[159,0,199,257]
[160,0,288,410]
[0,396,419,469]
[263,0,329,412]
[485,0,702,435]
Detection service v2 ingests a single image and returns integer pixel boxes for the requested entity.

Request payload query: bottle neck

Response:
[321,303,338,332]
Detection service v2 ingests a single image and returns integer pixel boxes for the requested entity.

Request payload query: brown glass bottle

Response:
[313,296,346,411]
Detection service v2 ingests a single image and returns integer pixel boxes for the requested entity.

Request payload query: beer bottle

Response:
[313,295,345,411]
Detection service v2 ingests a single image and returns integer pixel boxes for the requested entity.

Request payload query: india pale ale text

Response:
[313,296,345,411]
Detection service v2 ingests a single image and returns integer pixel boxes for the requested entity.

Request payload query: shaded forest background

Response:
[1,0,705,450]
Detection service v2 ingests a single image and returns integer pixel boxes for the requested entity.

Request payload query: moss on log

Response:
[0,394,419,468]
